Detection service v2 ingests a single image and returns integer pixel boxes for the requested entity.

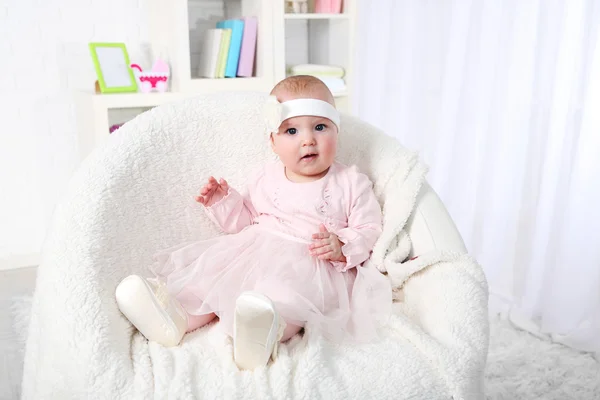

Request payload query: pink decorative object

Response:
[109,123,124,134]
[314,0,343,13]
[130,59,170,93]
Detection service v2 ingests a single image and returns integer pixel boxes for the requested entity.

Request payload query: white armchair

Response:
[21,92,488,400]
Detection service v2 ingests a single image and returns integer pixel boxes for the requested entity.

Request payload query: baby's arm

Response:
[198,177,258,234]
[331,169,383,272]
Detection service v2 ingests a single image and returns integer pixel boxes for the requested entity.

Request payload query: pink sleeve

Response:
[203,170,261,234]
[331,168,383,272]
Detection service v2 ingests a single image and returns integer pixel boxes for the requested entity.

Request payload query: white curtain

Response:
[354,0,600,354]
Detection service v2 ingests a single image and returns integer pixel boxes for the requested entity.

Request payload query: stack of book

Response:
[198,17,258,79]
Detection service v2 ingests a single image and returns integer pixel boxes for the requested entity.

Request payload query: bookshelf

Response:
[75,0,357,160]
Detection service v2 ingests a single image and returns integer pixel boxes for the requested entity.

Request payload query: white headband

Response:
[264,95,340,135]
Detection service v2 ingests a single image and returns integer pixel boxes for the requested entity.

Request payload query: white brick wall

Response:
[0,0,150,261]
[0,0,309,264]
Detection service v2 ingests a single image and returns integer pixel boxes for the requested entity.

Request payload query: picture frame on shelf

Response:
[89,42,138,94]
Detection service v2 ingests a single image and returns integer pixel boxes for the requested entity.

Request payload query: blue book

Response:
[216,19,245,78]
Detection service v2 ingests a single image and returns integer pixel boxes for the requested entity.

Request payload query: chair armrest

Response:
[398,259,489,398]
[399,184,488,397]
[405,182,467,258]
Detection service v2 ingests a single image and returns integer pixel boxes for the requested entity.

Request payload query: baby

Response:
[116,75,392,370]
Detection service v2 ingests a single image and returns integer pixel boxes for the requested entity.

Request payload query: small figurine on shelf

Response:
[285,0,308,13]
[130,58,170,93]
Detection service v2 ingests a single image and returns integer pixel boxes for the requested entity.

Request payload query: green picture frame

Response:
[88,42,138,94]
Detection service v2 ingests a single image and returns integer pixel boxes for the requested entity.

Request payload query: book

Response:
[216,28,232,78]
[237,17,258,77]
[198,29,223,78]
[216,19,245,78]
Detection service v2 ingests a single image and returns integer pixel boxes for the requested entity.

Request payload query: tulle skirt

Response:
[152,226,392,343]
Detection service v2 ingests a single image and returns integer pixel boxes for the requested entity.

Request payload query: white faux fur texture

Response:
[12,297,599,399]
[21,92,488,399]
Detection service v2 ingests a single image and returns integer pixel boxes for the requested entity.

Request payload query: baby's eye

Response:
[286,127,297,135]
[315,124,327,131]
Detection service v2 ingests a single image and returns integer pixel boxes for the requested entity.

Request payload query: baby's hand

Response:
[195,176,229,207]
[309,224,346,263]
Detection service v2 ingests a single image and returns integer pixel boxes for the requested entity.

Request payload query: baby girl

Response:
[115,75,392,370]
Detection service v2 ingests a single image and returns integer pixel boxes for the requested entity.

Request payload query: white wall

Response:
[0,0,151,265]
[0,0,307,268]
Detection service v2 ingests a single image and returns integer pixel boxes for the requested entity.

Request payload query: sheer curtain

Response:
[354,0,600,353]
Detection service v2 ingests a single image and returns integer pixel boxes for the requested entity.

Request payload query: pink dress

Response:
[153,161,392,343]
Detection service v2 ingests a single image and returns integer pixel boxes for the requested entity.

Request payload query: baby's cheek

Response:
[321,135,338,157]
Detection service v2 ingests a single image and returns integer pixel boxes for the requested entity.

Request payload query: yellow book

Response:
[217,29,232,78]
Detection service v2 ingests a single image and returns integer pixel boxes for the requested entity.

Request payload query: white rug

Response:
[7,297,600,399]
[485,315,600,399]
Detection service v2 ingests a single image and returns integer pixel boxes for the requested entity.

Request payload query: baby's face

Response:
[271,114,338,182]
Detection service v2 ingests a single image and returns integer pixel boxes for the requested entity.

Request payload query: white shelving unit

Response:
[75,0,357,160]
[276,0,356,113]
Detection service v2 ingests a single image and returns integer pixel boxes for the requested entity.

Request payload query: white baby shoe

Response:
[115,275,188,347]
[233,291,286,370]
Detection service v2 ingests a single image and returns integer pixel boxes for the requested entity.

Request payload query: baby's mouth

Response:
[300,153,318,161]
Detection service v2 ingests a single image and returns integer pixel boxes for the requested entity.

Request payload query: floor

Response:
[486,316,600,399]
[0,266,37,400]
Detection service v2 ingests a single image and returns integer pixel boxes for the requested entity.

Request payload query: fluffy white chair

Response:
[21,92,489,400]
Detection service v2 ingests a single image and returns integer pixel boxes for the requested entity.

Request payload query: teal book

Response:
[216,19,245,78]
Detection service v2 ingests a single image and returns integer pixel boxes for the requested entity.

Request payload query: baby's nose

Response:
[301,131,316,145]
